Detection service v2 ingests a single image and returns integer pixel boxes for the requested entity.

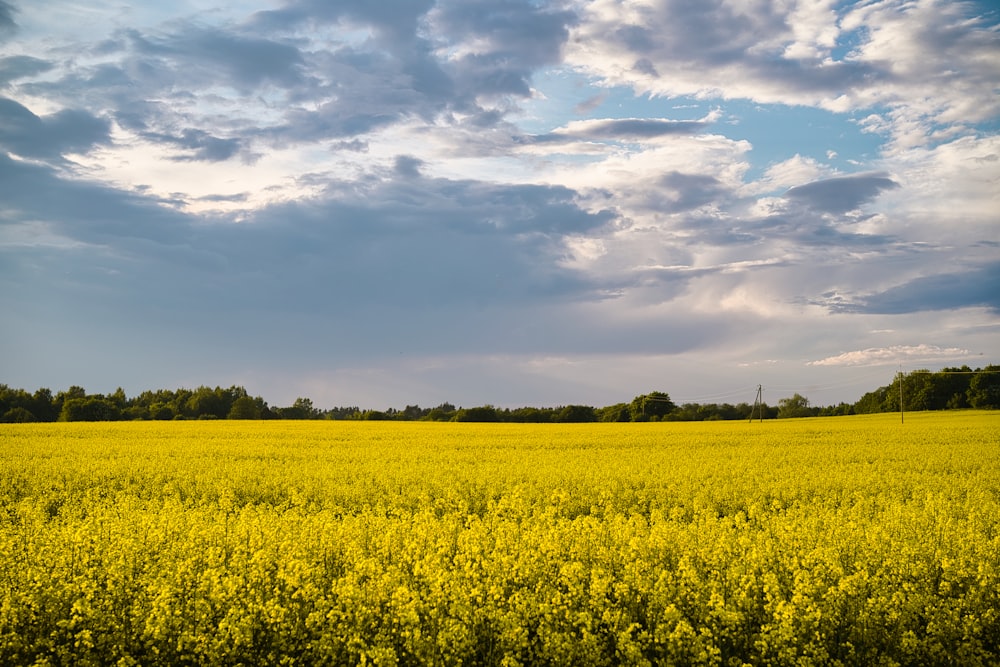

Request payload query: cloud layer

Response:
[1,0,997,407]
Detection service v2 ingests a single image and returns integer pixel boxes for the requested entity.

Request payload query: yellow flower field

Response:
[1,412,998,665]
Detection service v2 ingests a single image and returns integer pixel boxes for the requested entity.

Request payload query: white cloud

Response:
[809,344,976,367]
[568,0,999,151]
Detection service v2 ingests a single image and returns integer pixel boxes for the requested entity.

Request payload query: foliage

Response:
[228,396,263,420]
[968,365,1000,409]
[1,414,998,665]
[2,366,998,424]
[629,391,675,421]
[777,393,811,419]
[854,366,997,414]
[58,397,121,422]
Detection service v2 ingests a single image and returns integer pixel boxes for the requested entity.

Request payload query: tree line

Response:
[853,365,1000,413]
[1,365,997,424]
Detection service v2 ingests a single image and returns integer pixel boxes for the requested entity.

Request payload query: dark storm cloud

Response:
[838,264,1000,315]
[784,173,900,214]
[0,97,110,159]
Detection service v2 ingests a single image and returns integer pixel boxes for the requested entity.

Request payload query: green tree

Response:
[59,398,121,421]
[424,403,457,421]
[629,392,675,422]
[294,397,321,419]
[555,405,597,423]
[968,366,1000,409]
[399,404,426,421]
[228,395,261,420]
[149,403,175,420]
[777,393,812,418]
[31,388,57,421]
[453,406,499,422]
[2,406,37,423]
[186,386,232,419]
[598,403,631,422]
[508,407,553,423]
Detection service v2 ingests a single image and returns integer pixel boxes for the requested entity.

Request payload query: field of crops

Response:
[1,412,998,666]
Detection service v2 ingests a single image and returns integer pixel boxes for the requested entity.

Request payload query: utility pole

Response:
[749,384,763,423]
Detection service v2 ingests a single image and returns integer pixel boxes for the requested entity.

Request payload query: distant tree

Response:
[817,402,854,417]
[597,403,631,422]
[424,403,457,421]
[968,366,1000,409]
[507,407,553,423]
[108,387,128,409]
[555,405,597,423]
[453,406,499,422]
[31,388,57,421]
[149,403,175,420]
[399,404,427,421]
[123,405,149,420]
[777,394,812,418]
[0,384,36,420]
[59,398,121,421]
[53,386,87,417]
[326,406,361,420]
[276,397,320,420]
[853,386,892,414]
[227,396,261,420]
[629,392,675,422]
[186,387,228,419]
[292,398,321,419]
[2,406,37,423]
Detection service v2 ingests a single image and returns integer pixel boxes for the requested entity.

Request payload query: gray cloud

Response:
[0,153,191,244]
[524,117,711,145]
[784,173,900,214]
[433,0,576,98]
[0,97,110,160]
[251,0,435,41]
[0,152,617,331]
[574,0,887,101]
[840,264,1000,315]
[124,24,306,93]
[4,0,578,160]
[0,1,14,33]
[393,155,424,178]
[143,129,245,162]
[0,55,52,86]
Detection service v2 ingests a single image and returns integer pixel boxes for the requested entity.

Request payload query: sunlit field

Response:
[2,412,998,665]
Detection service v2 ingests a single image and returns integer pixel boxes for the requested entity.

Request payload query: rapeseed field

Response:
[1,412,998,665]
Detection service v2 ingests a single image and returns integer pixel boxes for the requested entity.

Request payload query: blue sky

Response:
[1,0,998,409]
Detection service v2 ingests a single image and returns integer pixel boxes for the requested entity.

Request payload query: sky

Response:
[1,0,998,410]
